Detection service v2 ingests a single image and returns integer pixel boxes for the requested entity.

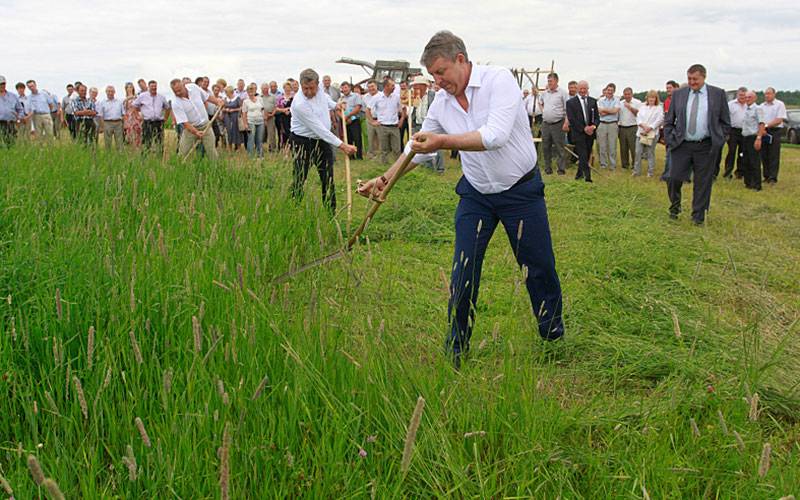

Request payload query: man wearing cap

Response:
[340,81,364,160]
[170,78,225,161]
[410,75,444,173]
[26,80,56,140]
[0,76,24,147]
[96,85,126,150]
[358,31,564,368]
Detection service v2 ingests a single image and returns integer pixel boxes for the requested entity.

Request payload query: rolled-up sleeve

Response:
[477,70,519,150]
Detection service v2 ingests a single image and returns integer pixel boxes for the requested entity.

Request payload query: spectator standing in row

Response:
[618,87,641,170]
[596,83,620,170]
[261,82,278,152]
[723,87,747,179]
[96,85,125,150]
[0,76,24,147]
[741,91,766,191]
[759,87,787,184]
[275,81,294,148]
[122,83,143,147]
[26,80,55,140]
[633,90,663,177]
[363,80,380,159]
[660,80,679,181]
[133,81,170,153]
[340,81,364,160]
[538,72,569,175]
[663,64,730,225]
[62,84,76,139]
[222,86,243,151]
[371,76,404,164]
[72,84,97,145]
[566,81,599,182]
[242,82,265,158]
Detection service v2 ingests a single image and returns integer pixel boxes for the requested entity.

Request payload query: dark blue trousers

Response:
[448,171,564,355]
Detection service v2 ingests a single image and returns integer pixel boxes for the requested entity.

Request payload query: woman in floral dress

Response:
[123,82,142,147]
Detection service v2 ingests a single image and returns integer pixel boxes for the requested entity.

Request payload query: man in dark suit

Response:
[566,81,600,182]
[663,64,731,225]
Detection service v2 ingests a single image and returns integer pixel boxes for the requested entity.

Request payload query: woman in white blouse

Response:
[242,82,266,158]
[633,90,664,177]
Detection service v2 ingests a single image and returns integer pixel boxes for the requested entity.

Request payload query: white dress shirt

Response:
[636,104,664,137]
[406,64,537,194]
[618,98,642,127]
[171,83,209,127]
[759,99,787,128]
[728,99,747,129]
[290,86,342,147]
[372,90,401,125]
[96,98,125,120]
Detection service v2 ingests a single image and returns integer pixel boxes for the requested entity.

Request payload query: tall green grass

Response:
[0,141,798,498]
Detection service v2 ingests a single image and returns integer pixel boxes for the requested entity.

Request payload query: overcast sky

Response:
[4,0,799,98]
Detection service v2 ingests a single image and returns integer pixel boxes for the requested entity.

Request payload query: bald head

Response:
[745,91,757,105]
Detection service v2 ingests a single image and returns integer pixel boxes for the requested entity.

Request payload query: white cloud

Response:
[3,0,798,98]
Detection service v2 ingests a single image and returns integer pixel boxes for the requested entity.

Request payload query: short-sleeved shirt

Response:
[341,92,364,122]
[96,98,125,120]
[0,92,23,121]
[742,104,764,137]
[759,99,787,128]
[72,96,96,118]
[28,91,52,114]
[372,91,401,125]
[538,87,569,123]
[62,93,75,114]
[261,93,276,114]
[597,96,620,123]
[728,99,747,129]
[242,97,265,125]
[133,92,170,121]
[171,83,209,127]
[618,98,642,127]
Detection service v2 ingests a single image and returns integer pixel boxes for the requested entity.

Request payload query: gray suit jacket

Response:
[664,84,731,150]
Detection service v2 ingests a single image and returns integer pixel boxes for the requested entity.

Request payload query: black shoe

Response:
[585,179,593,183]
[557,170,565,175]
[545,169,553,175]
[669,213,679,220]
[692,219,705,226]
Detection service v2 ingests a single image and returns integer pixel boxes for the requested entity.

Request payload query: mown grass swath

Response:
[0,141,798,497]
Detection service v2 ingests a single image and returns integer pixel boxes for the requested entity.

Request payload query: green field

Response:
[1,141,798,498]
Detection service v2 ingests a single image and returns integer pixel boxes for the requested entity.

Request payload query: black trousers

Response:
[723,128,744,178]
[572,133,594,181]
[0,121,16,147]
[346,118,363,159]
[290,133,336,212]
[760,127,782,182]
[66,114,77,139]
[142,120,164,152]
[667,139,718,222]
[742,135,762,190]
[75,118,97,146]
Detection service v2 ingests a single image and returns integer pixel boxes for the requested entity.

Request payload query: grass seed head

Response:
[733,430,745,452]
[55,288,62,320]
[129,330,143,365]
[758,442,771,477]
[42,478,65,500]
[0,473,12,494]
[87,326,95,370]
[73,376,89,420]
[134,417,152,447]
[192,316,202,353]
[27,454,45,485]
[401,396,426,473]
[220,422,231,500]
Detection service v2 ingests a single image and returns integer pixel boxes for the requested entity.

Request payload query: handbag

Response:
[639,130,656,146]
[238,112,248,132]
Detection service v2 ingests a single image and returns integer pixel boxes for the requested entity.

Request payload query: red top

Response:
[664,96,672,112]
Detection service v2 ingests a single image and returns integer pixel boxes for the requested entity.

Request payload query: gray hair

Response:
[737,86,748,93]
[687,64,707,77]
[420,30,469,67]
[299,68,319,85]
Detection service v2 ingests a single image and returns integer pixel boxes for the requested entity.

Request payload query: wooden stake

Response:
[340,106,353,232]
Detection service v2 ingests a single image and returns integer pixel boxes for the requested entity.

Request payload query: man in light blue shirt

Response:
[26,79,55,139]
[596,83,620,169]
[0,75,24,146]
[684,83,709,141]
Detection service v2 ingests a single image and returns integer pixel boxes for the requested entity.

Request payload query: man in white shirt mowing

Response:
[170,79,225,161]
[359,31,564,368]
[290,68,357,213]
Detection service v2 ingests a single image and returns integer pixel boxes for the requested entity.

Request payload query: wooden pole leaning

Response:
[272,151,417,283]
[180,105,224,162]
[340,105,353,232]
